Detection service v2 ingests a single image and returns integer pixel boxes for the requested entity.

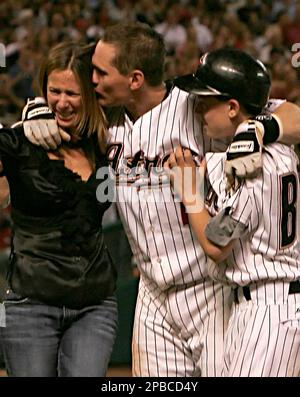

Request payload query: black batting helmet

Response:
[174,48,271,114]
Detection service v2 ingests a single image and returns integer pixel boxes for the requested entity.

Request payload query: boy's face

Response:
[195,96,236,139]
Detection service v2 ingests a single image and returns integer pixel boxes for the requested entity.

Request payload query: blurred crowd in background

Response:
[0,0,300,369]
[1,0,300,127]
[1,0,300,233]
[1,0,300,276]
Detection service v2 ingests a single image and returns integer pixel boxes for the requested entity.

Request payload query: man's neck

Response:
[125,84,168,122]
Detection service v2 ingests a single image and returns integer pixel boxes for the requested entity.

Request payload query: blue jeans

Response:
[0,290,118,377]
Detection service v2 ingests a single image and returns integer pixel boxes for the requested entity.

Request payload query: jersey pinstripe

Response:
[107,86,220,289]
[205,143,300,377]
[223,292,300,376]
[106,85,231,376]
[205,143,300,287]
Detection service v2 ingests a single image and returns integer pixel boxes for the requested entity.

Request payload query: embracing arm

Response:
[22,98,70,150]
[225,101,300,180]
[186,206,234,263]
[272,101,300,145]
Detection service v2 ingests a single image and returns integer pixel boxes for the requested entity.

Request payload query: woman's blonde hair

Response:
[38,41,107,152]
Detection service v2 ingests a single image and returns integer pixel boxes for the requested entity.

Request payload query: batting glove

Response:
[225,119,264,186]
[22,97,70,150]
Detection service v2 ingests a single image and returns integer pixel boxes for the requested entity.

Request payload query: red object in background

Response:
[0,205,12,250]
[0,227,11,250]
[282,23,300,48]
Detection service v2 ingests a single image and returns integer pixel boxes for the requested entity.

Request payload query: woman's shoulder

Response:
[0,122,26,147]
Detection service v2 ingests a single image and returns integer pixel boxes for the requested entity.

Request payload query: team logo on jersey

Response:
[96,144,171,204]
[106,143,170,186]
[97,143,205,210]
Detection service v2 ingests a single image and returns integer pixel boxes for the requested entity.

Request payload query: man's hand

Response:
[225,120,264,188]
[22,97,70,150]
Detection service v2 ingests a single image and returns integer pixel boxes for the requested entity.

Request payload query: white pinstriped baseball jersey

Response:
[205,143,300,377]
[205,143,300,287]
[106,85,231,376]
[107,85,224,289]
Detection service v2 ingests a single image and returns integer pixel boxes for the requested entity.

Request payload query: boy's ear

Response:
[228,99,240,118]
[129,70,144,90]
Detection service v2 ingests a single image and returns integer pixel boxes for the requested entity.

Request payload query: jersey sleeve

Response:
[205,182,252,247]
[264,98,286,115]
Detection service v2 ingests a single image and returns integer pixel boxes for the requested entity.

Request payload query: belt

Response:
[233,280,300,304]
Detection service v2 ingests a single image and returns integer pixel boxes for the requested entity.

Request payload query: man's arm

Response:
[225,101,300,180]
[22,98,70,150]
[272,101,300,145]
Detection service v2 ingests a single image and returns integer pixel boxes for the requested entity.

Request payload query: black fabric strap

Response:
[255,115,280,145]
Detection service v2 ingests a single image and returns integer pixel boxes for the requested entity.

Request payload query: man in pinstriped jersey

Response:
[21,22,300,376]
[167,48,300,376]
[92,22,231,377]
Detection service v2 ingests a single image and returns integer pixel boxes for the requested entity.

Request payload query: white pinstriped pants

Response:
[132,275,232,377]
[223,281,300,377]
